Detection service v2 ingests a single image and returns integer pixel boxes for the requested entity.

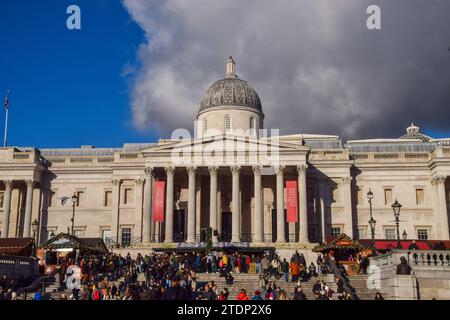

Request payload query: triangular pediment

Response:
[140,134,308,154]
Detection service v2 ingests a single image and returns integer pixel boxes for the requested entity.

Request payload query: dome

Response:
[399,123,432,142]
[198,57,263,115]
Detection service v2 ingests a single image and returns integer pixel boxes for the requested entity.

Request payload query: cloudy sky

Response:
[1,1,449,148]
[123,0,450,141]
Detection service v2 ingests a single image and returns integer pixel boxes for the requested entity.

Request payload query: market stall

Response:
[313,233,369,275]
[37,233,108,274]
[0,238,35,256]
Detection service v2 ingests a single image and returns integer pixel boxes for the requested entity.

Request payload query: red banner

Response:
[153,180,165,222]
[286,180,298,222]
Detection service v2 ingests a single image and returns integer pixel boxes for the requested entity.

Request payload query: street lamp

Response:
[70,193,78,236]
[31,219,39,257]
[367,189,376,247]
[402,230,408,240]
[391,200,402,249]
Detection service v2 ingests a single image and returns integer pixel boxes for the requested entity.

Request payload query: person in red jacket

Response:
[237,289,249,300]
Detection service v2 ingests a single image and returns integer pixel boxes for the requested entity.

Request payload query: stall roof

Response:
[39,233,108,254]
[0,238,34,256]
[313,234,365,252]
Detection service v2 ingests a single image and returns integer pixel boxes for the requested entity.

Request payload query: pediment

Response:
[140,134,308,154]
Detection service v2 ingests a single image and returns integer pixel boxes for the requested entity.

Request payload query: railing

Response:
[0,255,38,278]
[107,237,143,249]
[409,251,450,267]
[16,267,61,299]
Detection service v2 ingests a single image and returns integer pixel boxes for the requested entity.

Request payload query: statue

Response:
[396,256,412,275]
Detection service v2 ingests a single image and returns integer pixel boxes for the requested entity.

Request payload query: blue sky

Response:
[0,0,151,148]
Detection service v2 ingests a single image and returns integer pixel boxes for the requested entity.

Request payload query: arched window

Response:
[224,114,231,132]
[203,118,207,133]
[250,117,255,130]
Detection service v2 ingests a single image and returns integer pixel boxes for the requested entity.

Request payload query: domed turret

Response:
[399,123,432,142]
[196,57,264,138]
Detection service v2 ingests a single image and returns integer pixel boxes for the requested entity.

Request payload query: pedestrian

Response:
[237,289,249,300]
[251,290,263,300]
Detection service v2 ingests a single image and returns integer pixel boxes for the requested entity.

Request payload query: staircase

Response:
[196,273,337,300]
[40,272,142,300]
[343,274,389,300]
[195,273,388,300]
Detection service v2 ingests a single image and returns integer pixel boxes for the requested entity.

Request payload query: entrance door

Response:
[271,209,288,242]
[221,212,232,242]
[173,210,185,242]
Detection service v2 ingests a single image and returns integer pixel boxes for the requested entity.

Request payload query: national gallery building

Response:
[1,58,450,251]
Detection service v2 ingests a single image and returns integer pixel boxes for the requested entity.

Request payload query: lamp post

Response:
[392,200,402,249]
[402,230,408,240]
[70,193,77,236]
[31,219,39,257]
[367,189,376,247]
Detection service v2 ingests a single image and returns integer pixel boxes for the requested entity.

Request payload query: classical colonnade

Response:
[140,165,310,244]
[1,179,36,238]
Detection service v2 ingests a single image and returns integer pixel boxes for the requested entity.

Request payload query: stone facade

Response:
[1,58,450,249]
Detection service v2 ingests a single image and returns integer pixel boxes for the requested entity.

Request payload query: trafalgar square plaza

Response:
[1,1,450,310]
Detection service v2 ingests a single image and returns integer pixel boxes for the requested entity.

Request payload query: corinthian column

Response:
[253,165,263,243]
[164,166,175,243]
[297,165,309,243]
[432,176,449,240]
[276,166,286,243]
[143,167,153,243]
[23,180,35,237]
[231,166,241,243]
[187,166,197,243]
[342,176,354,238]
[209,166,219,243]
[1,180,13,238]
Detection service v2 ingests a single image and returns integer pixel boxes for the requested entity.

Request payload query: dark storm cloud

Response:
[123,0,450,141]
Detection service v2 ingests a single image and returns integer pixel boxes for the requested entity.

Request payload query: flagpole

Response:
[3,90,9,148]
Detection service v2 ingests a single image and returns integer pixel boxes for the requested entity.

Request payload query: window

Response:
[104,191,112,207]
[331,227,341,237]
[124,188,133,205]
[76,191,85,207]
[74,229,84,237]
[250,117,255,130]
[416,189,424,205]
[224,115,231,132]
[203,118,207,133]
[121,228,132,246]
[384,189,392,205]
[358,227,367,239]
[102,229,112,247]
[0,191,4,207]
[417,229,428,240]
[385,228,396,240]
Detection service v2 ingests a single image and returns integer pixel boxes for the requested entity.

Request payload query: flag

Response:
[153,180,166,222]
[4,92,8,110]
[286,180,298,222]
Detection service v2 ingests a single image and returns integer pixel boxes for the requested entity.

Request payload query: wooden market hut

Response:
[0,238,35,257]
[313,233,368,274]
[37,233,108,272]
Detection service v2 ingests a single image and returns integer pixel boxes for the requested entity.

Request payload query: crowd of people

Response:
[0,249,377,300]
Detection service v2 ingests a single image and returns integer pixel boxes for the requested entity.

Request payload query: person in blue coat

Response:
[251,290,263,300]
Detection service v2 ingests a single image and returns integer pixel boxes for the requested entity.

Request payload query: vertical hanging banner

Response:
[153,180,165,222]
[286,180,298,222]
